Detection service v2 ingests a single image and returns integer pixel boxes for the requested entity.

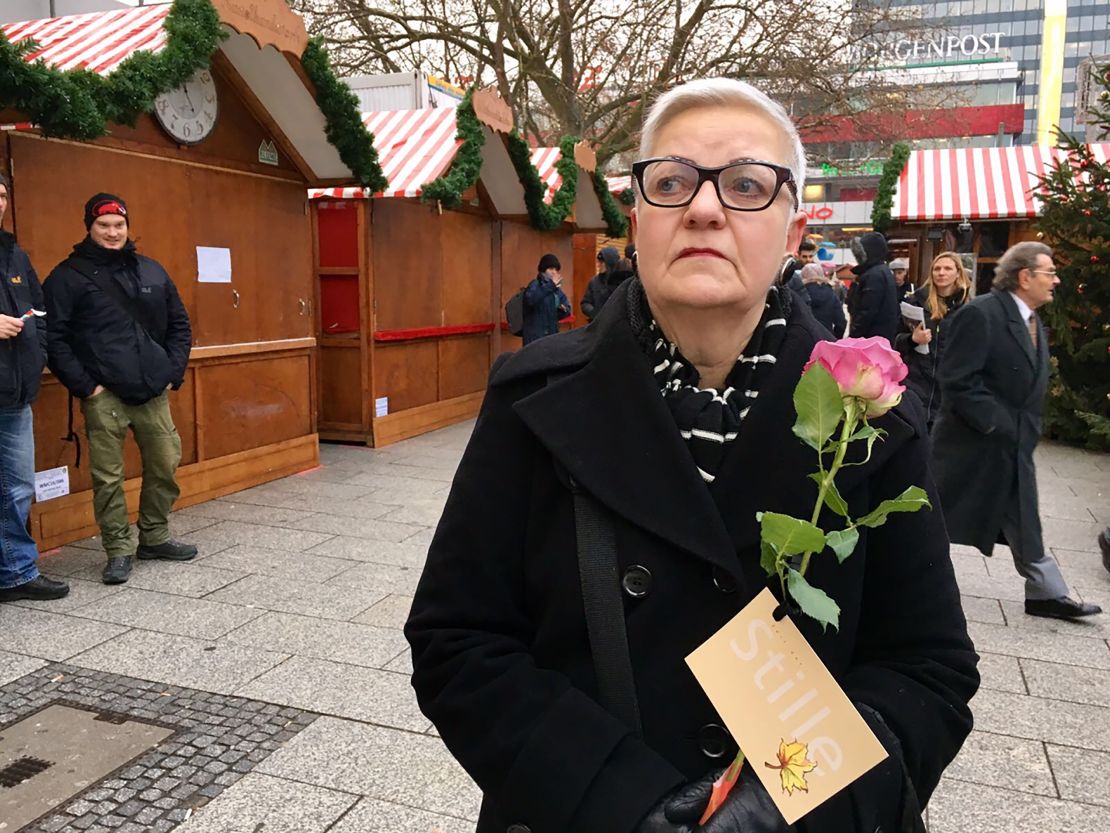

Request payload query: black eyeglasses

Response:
[631,157,798,211]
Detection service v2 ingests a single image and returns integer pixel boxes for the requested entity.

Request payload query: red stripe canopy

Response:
[892,144,1110,222]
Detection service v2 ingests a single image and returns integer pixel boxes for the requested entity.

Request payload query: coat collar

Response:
[508,282,919,577]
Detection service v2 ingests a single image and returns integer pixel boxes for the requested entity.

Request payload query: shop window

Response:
[977,223,1009,258]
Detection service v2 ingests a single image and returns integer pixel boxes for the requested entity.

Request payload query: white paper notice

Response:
[34,466,69,502]
[375,397,389,417]
[900,302,929,355]
[197,247,232,283]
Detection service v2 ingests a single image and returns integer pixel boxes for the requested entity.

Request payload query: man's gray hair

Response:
[993,241,1053,291]
[639,78,806,197]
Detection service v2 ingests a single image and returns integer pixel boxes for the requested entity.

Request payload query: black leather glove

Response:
[664,767,791,833]
[634,790,697,833]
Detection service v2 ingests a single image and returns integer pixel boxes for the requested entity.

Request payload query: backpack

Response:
[505,285,527,336]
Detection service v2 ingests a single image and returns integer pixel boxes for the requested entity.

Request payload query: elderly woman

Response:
[800,262,846,337]
[406,78,977,833]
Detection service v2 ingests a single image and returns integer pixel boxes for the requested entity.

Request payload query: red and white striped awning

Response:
[1,4,170,75]
[892,144,1110,222]
[606,174,632,197]
[310,108,462,199]
[530,146,564,203]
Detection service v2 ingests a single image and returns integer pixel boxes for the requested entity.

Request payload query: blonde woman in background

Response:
[894,251,971,428]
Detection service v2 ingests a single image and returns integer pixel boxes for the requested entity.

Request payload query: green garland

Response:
[618,187,635,206]
[0,0,224,139]
[593,169,629,238]
[870,142,911,233]
[301,38,387,191]
[0,0,388,190]
[421,88,484,208]
[507,132,579,230]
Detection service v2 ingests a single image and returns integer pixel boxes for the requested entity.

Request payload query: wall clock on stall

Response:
[154,70,219,145]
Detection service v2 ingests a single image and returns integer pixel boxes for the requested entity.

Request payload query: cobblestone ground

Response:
[1,424,1107,832]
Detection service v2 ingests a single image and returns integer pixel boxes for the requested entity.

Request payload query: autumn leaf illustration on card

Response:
[765,738,818,795]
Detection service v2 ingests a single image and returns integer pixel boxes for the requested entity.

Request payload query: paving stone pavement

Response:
[2,424,1107,832]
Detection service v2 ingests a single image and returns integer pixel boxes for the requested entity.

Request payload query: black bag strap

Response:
[570,474,643,736]
[67,255,156,338]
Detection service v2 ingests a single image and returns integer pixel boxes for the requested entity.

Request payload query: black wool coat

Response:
[931,290,1048,557]
[406,282,978,833]
[893,286,967,427]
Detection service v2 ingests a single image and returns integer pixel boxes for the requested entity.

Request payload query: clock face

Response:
[154,70,219,145]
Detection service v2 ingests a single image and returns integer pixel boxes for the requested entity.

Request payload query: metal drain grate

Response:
[0,755,53,788]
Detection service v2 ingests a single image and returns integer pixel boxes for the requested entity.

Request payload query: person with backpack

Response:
[522,253,571,345]
[44,193,196,586]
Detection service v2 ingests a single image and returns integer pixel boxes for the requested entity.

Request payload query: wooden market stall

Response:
[887,144,1110,294]
[311,91,536,446]
[0,0,374,548]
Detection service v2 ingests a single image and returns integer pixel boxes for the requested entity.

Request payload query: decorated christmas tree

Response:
[1035,65,1110,450]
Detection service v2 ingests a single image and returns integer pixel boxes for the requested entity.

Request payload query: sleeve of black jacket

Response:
[44,267,98,399]
[848,272,877,337]
[935,302,1012,437]
[829,394,979,827]
[162,271,192,389]
[405,374,685,833]
[581,277,598,320]
[22,251,46,363]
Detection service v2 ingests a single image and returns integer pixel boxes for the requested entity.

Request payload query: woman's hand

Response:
[910,323,932,345]
[634,798,695,833]
[0,314,24,339]
[664,769,790,833]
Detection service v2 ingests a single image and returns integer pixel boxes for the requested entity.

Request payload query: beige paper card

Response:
[686,587,888,824]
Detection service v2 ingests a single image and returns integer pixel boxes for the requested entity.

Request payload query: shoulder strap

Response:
[570,473,643,737]
[67,255,156,338]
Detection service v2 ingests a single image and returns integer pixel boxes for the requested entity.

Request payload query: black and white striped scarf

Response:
[627,279,790,484]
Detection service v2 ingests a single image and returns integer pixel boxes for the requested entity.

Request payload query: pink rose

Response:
[805,337,908,417]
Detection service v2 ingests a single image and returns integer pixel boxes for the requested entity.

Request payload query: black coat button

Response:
[698,723,732,759]
[507,825,532,833]
[621,565,652,598]
[712,567,737,594]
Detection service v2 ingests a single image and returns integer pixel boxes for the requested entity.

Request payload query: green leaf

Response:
[825,527,859,563]
[792,363,845,452]
[786,568,841,632]
[847,425,881,443]
[855,486,932,528]
[760,541,781,577]
[808,473,848,517]
[759,512,826,556]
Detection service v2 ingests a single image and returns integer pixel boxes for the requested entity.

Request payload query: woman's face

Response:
[932,257,960,295]
[631,105,806,316]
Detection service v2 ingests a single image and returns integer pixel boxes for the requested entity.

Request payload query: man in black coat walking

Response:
[932,241,1100,620]
[0,174,69,603]
[846,232,899,343]
[45,194,196,586]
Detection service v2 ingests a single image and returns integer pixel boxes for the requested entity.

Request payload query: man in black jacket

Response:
[581,246,627,321]
[45,194,195,585]
[846,232,899,343]
[0,174,69,603]
[932,241,1100,620]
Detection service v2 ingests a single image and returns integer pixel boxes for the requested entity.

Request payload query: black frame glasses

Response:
[631,157,799,211]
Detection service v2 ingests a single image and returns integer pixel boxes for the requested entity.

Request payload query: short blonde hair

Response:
[639,78,807,196]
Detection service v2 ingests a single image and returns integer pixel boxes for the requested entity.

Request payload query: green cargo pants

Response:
[80,389,182,558]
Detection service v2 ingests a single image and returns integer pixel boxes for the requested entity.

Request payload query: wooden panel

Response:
[9,134,313,350]
[32,434,318,551]
[198,354,312,459]
[572,232,599,329]
[371,200,443,330]
[319,342,364,428]
[316,202,360,268]
[438,335,491,401]
[374,341,438,413]
[440,211,494,326]
[373,391,483,447]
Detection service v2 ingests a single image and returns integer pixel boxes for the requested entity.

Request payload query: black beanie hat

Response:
[537,253,561,273]
[84,193,129,230]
